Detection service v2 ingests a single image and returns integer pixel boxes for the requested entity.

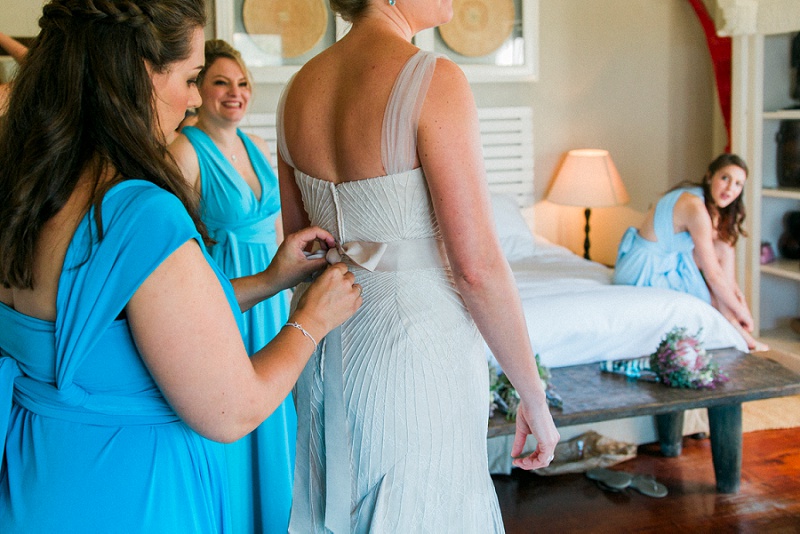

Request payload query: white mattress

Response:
[487,236,749,370]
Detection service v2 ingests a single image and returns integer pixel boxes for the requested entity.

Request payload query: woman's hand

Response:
[265,226,337,292]
[291,263,362,339]
[510,395,560,471]
[231,226,339,312]
[736,307,755,333]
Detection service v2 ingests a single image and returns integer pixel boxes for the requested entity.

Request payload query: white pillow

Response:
[490,193,536,261]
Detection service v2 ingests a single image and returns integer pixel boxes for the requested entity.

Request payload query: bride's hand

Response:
[510,397,559,471]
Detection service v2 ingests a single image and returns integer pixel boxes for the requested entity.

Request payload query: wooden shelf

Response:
[743,32,800,335]
[762,259,800,282]
[762,188,800,200]
[764,109,800,120]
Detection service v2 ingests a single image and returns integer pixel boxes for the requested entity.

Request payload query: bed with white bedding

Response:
[486,193,749,473]
[488,192,748,371]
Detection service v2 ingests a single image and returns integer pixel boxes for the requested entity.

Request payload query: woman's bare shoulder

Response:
[246,133,272,160]
[422,57,474,125]
[674,190,711,233]
[0,284,11,306]
[167,132,200,187]
[675,190,707,214]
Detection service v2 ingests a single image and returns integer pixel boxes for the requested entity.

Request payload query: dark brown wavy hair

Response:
[0,0,208,289]
[669,153,748,247]
[703,153,748,246]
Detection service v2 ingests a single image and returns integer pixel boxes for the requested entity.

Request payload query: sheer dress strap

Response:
[381,50,443,175]
[276,73,298,169]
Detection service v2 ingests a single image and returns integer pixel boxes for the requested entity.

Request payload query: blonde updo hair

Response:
[329,0,370,22]
[197,39,252,89]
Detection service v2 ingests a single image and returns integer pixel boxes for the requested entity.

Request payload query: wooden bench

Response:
[489,348,800,493]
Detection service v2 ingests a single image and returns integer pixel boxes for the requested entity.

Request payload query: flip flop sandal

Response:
[594,480,624,493]
[585,467,633,490]
[629,474,668,498]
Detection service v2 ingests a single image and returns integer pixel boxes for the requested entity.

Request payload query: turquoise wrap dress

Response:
[613,186,712,303]
[183,126,294,533]
[0,180,236,531]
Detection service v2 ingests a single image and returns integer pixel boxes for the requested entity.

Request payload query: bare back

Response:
[0,177,93,321]
[280,28,422,184]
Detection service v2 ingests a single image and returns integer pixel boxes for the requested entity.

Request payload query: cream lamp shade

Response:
[547,149,629,208]
[547,149,629,260]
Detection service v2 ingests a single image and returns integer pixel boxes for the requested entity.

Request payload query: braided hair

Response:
[0,0,208,289]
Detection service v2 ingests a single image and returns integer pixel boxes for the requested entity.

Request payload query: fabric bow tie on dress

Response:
[324,241,388,272]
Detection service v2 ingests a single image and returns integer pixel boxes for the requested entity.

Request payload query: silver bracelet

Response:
[285,322,318,349]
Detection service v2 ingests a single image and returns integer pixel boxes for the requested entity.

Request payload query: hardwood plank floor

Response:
[492,428,800,533]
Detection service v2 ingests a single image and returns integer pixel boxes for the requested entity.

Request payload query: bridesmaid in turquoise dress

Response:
[0,3,361,531]
[614,186,712,301]
[613,153,761,350]
[170,39,295,533]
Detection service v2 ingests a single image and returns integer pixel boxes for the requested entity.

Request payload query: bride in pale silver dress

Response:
[277,1,560,531]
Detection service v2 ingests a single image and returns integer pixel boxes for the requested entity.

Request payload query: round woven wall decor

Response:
[438,0,515,58]
[242,0,329,59]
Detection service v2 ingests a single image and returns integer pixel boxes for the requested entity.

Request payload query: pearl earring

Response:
[388,0,395,5]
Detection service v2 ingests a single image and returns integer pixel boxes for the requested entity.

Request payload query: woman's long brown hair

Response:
[0,0,209,289]
[668,153,748,246]
[702,153,748,246]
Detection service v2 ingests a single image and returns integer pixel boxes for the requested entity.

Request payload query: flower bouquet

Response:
[648,326,728,389]
[489,354,562,421]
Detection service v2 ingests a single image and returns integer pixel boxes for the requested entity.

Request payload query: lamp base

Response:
[583,207,592,261]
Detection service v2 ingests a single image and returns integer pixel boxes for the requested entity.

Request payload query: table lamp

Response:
[547,149,629,260]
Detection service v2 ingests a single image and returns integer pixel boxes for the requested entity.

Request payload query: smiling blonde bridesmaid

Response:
[169,39,295,534]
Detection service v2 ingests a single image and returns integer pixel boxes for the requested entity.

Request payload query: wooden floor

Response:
[492,427,800,533]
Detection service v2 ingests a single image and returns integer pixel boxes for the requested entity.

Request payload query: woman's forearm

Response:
[453,256,545,404]
[705,270,752,325]
[229,270,279,312]
[0,33,27,63]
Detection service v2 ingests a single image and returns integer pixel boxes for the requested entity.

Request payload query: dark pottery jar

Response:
[778,211,800,259]
[777,120,800,187]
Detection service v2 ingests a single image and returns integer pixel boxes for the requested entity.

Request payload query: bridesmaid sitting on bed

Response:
[613,153,766,351]
[169,39,295,533]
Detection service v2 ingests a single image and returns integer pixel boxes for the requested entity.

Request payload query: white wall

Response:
[0,0,44,36]
[1,0,727,264]
[473,0,726,263]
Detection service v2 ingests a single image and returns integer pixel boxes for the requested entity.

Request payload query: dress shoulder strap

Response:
[381,50,443,175]
[653,187,704,246]
[276,73,298,169]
